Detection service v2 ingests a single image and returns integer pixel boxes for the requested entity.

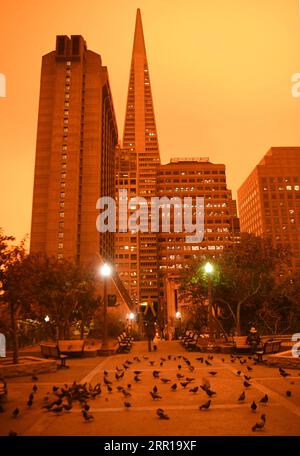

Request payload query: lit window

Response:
[59,212,64,218]
[58,243,63,249]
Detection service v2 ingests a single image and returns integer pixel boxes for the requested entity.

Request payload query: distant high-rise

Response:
[157,158,239,329]
[30,35,118,266]
[238,147,300,272]
[115,10,161,307]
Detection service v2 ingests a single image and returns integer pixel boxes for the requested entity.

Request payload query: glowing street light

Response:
[129,312,135,321]
[99,263,112,352]
[204,261,214,340]
[44,315,50,323]
[175,311,181,319]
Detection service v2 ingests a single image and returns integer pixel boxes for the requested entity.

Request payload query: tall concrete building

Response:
[30,35,118,266]
[157,158,239,330]
[238,147,300,273]
[115,10,161,309]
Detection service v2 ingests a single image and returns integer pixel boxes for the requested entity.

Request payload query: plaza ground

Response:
[0,341,300,436]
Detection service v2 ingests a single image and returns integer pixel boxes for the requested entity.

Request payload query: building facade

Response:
[157,158,240,333]
[30,35,118,266]
[115,10,161,310]
[238,147,300,272]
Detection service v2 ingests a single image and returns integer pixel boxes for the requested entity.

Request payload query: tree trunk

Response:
[236,302,242,336]
[81,316,85,340]
[10,304,19,364]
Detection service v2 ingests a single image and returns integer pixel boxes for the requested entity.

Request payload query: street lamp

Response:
[175,311,182,338]
[204,262,214,340]
[99,263,112,352]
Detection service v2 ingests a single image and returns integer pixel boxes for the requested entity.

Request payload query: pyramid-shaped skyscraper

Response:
[115,9,161,310]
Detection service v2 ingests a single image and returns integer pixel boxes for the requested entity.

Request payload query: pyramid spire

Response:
[116,9,160,307]
[132,8,147,57]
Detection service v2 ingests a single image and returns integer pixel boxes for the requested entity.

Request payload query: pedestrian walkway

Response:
[0,341,300,436]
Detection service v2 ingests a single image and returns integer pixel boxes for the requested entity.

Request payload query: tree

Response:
[179,234,290,336]
[0,229,28,363]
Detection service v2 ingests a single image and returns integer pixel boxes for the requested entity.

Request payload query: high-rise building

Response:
[238,147,300,272]
[157,158,239,329]
[115,10,161,308]
[30,35,118,266]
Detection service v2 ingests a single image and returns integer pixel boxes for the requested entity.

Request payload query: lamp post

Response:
[204,262,214,340]
[175,311,182,338]
[99,263,112,353]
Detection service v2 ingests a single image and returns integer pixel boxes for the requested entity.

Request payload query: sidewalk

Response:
[0,340,300,436]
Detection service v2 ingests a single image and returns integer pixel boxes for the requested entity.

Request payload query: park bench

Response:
[40,344,68,368]
[0,379,7,401]
[233,336,251,353]
[254,340,282,363]
[180,330,194,346]
[57,340,85,356]
[184,333,200,351]
[116,334,132,353]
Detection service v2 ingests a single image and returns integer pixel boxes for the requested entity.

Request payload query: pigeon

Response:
[153,385,158,393]
[236,371,241,376]
[117,386,124,392]
[170,383,177,391]
[176,373,184,379]
[160,378,171,384]
[134,375,141,382]
[243,381,251,388]
[124,401,132,409]
[27,399,33,408]
[104,370,109,376]
[153,370,160,378]
[116,366,123,372]
[252,414,266,432]
[259,394,268,404]
[199,400,211,411]
[196,357,204,363]
[286,390,292,397]
[150,391,162,400]
[246,366,253,371]
[186,377,195,383]
[104,377,112,385]
[180,382,189,389]
[156,408,169,420]
[208,371,218,376]
[280,371,291,378]
[205,389,217,398]
[205,360,212,366]
[12,408,20,418]
[32,384,38,393]
[149,361,155,366]
[244,375,251,381]
[107,385,113,393]
[83,403,90,411]
[122,390,131,398]
[251,401,257,412]
[160,357,167,362]
[63,403,72,412]
[221,358,225,363]
[238,391,246,402]
[133,370,142,375]
[178,365,182,370]
[127,384,132,390]
[189,386,199,394]
[82,410,94,421]
[51,406,63,414]
[188,365,195,372]
[32,375,39,381]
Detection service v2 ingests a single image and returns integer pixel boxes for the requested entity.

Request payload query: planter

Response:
[0,356,56,378]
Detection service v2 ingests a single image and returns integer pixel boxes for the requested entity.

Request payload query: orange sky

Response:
[1,0,300,241]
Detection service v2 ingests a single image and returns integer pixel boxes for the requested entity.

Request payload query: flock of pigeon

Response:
[1,352,299,436]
